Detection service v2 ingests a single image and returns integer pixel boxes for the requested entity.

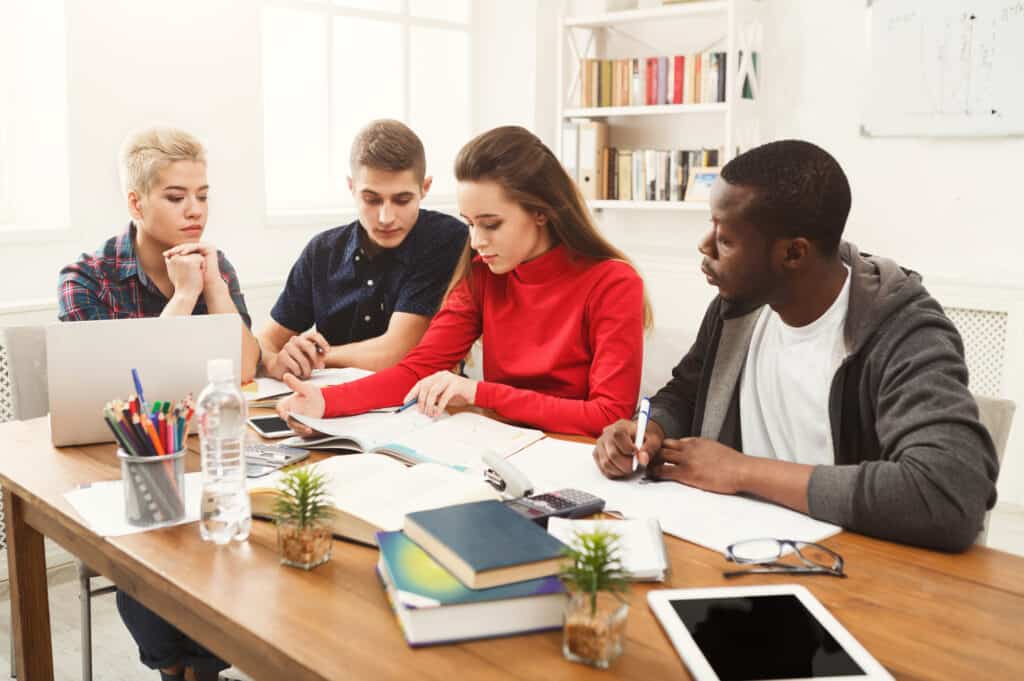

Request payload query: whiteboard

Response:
[862,0,1024,137]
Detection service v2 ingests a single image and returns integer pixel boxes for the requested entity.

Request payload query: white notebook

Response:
[548,516,669,582]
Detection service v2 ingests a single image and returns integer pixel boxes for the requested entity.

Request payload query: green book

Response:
[403,500,568,589]
[376,531,566,646]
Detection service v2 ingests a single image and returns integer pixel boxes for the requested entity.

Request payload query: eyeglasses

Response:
[724,538,846,578]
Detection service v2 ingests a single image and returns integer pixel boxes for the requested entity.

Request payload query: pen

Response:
[131,368,147,411]
[633,397,651,472]
[396,397,418,413]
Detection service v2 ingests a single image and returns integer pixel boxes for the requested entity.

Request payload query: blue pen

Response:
[633,397,651,472]
[395,397,418,413]
[131,368,147,411]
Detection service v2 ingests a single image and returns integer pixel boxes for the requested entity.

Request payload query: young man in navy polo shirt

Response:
[258,119,468,379]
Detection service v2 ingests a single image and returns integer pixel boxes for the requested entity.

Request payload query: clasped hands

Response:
[162,242,225,299]
[594,418,749,494]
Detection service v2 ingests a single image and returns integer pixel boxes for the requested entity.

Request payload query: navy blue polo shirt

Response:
[270,209,467,345]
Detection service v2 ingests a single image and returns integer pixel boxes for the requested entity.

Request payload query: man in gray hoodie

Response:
[594,139,998,552]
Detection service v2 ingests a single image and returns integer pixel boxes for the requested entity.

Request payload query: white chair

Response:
[974,394,1016,546]
[641,327,694,401]
[0,325,114,681]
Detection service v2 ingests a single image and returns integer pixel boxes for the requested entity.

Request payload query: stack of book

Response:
[377,499,571,646]
[561,119,721,202]
[601,147,719,202]
[577,52,729,108]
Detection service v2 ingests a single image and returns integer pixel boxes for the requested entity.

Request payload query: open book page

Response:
[382,412,545,468]
[248,454,497,533]
[508,438,841,555]
[243,367,374,402]
[339,461,499,532]
[287,410,545,469]
[285,409,436,454]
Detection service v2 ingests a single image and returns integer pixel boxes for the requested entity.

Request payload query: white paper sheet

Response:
[64,473,203,537]
[243,367,374,402]
[509,438,841,555]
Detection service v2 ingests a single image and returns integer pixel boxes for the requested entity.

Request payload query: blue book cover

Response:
[377,531,565,606]
[404,499,567,574]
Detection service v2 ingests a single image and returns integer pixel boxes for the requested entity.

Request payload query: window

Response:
[261,0,474,218]
[0,0,71,235]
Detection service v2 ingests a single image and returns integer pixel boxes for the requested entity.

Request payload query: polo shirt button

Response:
[355,255,360,262]
[364,315,371,322]
[366,279,374,286]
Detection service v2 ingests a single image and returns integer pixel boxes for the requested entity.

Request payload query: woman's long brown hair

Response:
[445,125,653,329]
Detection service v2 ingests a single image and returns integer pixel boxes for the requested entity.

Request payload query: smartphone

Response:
[247,415,295,439]
[503,488,606,528]
[245,443,310,477]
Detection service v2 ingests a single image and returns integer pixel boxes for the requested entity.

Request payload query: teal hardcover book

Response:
[403,499,568,589]
[376,531,566,646]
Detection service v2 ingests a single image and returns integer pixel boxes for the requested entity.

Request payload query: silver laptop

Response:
[46,314,242,447]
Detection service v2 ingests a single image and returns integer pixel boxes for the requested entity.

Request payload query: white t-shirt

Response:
[739,266,851,465]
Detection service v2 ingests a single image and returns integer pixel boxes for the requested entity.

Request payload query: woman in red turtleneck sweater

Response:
[278,126,651,437]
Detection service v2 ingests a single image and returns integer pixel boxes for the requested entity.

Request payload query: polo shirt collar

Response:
[351,212,423,266]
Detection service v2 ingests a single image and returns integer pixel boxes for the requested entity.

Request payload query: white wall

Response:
[540,0,1024,503]
[0,0,544,317]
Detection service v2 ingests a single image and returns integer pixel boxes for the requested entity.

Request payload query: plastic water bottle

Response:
[196,358,251,544]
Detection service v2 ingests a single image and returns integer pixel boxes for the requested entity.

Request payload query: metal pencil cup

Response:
[117,449,187,527]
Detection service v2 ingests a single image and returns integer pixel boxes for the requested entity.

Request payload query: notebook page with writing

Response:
[509,438,840,555]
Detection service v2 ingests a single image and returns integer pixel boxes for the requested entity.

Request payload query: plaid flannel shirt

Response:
[58,223,251,326]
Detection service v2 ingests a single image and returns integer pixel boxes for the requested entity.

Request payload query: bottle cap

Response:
[207,358,234,382]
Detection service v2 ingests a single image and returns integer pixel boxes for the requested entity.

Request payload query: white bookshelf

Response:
[557,0,764,212]
[564,103,727,118]
[588,200,710,212]
[565,1,728,28]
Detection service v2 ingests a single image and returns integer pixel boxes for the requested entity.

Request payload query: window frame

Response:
[261,0,477,226]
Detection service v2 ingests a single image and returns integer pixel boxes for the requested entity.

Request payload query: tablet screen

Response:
[669,595,866,680]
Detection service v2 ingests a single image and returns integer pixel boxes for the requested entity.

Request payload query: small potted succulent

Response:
[560,528,630,669]
[273,467,334,570]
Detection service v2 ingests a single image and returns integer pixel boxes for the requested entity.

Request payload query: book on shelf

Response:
[242,367,374,407]
[574,143,719,203]
[248,454,499,546]
[575,51,732,109]
[547,517,670,582]
[574,119,608,199]
[403,499,568,589]
[282,409,545,470]
[376,530,566,647]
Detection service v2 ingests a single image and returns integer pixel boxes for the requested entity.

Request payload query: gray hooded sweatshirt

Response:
[648,241,999,552]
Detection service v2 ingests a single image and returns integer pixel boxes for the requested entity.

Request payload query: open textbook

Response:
[283,410,545,469]
[248,454,500,546]
[509,438,842,555]
[242,367,375,405]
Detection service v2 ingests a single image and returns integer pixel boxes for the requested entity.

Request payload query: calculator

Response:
[245,443,310,478]
[503,488,606,527]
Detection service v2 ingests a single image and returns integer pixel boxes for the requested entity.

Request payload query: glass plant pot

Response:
[562,591,629,669]
[276,519,332,570]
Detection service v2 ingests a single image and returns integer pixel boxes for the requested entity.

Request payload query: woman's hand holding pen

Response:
[404,370,478,419]
[593,418,665,479]
[276,373,325,437]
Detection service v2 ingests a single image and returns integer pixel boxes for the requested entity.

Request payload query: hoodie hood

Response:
[840,240,928,355]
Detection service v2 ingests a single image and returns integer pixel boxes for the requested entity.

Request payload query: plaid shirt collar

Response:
[112,223,143,283]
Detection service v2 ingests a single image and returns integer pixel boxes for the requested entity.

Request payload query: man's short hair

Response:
[119,126,207,198]
[720,139,851,255]
[349,119,426,184]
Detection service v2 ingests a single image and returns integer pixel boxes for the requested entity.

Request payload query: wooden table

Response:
[3,415,1024,680]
